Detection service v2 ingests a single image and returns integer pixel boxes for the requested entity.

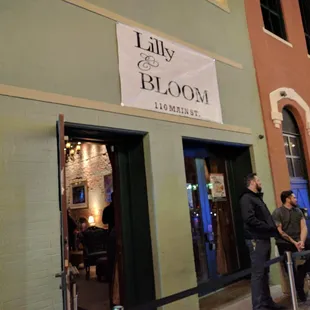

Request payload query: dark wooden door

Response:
[56,114,70,310]
[106,145,125,306]
[116,139,155,308]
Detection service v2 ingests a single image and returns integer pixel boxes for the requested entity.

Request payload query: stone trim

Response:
[270,87,310,135]
[263,28,293,48]
[0,83,252,134]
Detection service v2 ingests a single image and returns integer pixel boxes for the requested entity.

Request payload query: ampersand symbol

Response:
[137,53,159,71]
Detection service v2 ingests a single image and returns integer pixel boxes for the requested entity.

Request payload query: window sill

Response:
[263,28,293,48]
[207,0,230,13]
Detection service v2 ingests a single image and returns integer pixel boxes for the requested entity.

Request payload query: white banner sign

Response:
[116,23,223,123]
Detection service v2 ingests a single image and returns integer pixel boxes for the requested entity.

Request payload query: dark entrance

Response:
[183,140,252,294]
[57,117,155,309]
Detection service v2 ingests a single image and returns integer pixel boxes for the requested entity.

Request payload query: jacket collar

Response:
[243,188,264,199]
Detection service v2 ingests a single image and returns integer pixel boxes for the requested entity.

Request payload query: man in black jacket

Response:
[240,173,285,310]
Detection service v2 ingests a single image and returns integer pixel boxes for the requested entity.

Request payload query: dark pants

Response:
[277,240,310,297]
[246,239,273,310]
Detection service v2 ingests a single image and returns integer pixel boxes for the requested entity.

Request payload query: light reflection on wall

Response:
[65,142,112,227]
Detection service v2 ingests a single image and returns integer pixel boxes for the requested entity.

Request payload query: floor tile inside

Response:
[76,266,110,310]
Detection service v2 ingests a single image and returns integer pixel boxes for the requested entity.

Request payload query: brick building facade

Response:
[245,0,310,211]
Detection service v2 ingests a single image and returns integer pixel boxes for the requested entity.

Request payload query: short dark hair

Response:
[281,190,294,204]
[245,173,257,187]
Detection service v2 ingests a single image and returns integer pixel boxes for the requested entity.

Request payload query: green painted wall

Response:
[0,0,278,309]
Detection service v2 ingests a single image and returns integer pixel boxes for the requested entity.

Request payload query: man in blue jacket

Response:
[240,173,285,310]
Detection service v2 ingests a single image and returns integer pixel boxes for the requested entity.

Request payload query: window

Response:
[260,0,287,40]
[299,0,310,54]
[282,109,306,178]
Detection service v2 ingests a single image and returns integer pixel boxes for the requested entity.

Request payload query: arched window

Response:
[282,109,306,178]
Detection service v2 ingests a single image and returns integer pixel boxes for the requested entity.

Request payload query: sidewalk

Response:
[216,286,310,310]
[200,283,310,310]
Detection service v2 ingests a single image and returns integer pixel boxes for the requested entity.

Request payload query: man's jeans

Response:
[246,239,273,310]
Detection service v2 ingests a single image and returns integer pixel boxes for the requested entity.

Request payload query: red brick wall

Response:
[245,0,310,206]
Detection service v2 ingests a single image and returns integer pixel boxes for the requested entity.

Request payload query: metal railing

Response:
[124,250,310,310]
[288,250,310,310]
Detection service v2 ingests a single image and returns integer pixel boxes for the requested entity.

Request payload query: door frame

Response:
[57,120,156,309]
[56,115,70,310]
[183,140,253,288]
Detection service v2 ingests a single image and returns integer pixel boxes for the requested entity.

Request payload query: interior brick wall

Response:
[65,142,112,227]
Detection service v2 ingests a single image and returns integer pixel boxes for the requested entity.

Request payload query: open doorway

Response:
[65,140,115,310]
[57,116,156,310]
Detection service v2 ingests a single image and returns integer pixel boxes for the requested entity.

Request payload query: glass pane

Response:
[299,0,310,35]
[184,157,208,282]
[261,7,272,32]
[270,13,283,38]
[283,136,290,155]
[260,0,268,6]
[269,0,282,12]
[293,158,306,178]
[184,155,240,282]
[287,158,294,177]
[282,109,299,134]
[289,136,302,157]
[205,158,239,275]
[261,0,286,39]
[261,0,278,12]
[306,35,310,55]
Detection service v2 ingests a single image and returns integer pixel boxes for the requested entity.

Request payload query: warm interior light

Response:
[70,149,75,155]
[76,145,81,151]
[66,142,71,148]
[88,216,95,225]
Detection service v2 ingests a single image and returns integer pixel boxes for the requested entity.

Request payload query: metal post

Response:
[72,283,78,310]
[286,251,299,310]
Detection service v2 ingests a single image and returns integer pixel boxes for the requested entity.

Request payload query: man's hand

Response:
[294,241,304,252]
[298,240,305,251]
